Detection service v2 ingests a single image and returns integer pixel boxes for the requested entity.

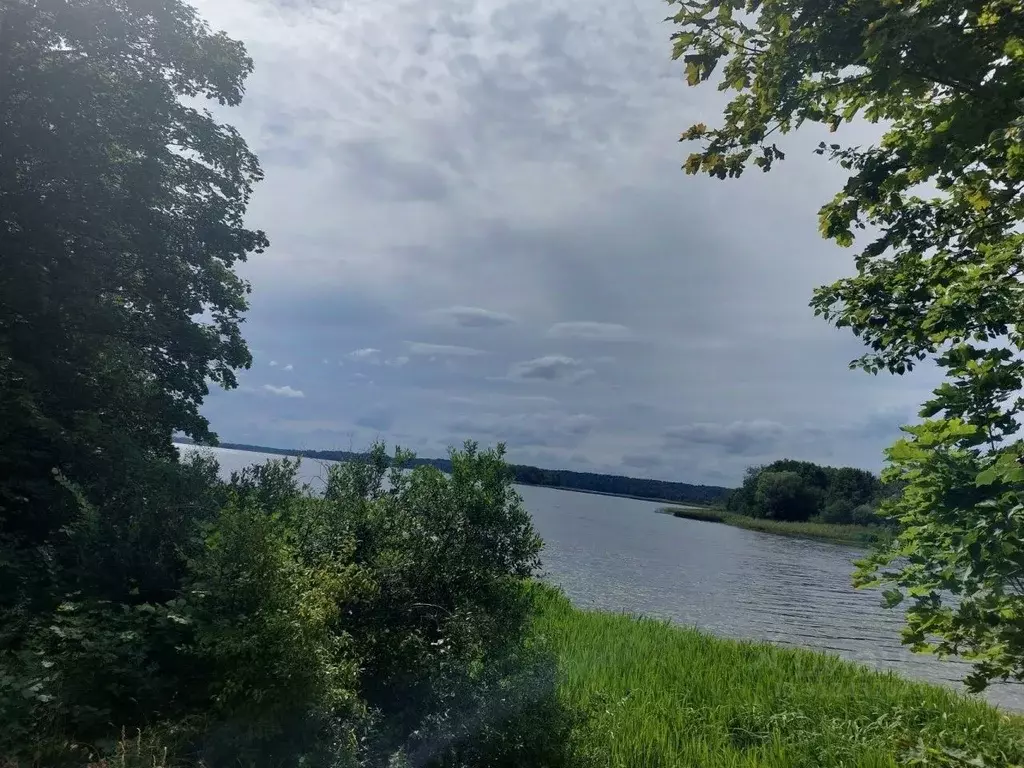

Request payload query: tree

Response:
[668,0,1024,689]
[0,0,267,543]
[754,470,818,521]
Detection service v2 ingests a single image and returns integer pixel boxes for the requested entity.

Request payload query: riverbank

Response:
[661,505,887,545]
[534,585,1024,767]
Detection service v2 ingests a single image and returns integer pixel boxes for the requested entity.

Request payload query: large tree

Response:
[668,0,1024,689]
[0,0,267,542]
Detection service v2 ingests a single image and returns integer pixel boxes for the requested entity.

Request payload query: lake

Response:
[184,445,1024,711]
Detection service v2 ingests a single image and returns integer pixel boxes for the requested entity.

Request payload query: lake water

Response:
[184,445,1024,711]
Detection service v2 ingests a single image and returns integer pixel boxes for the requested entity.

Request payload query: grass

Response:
[532,584,1024,768]
[662,506,888,546]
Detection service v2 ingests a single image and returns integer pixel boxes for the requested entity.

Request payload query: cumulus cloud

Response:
[508,355,595,383]
[262,384,305,398]
[283,363,294,371]
[406,342,486,357]
[546,321,634,342]
[430,306,517,328]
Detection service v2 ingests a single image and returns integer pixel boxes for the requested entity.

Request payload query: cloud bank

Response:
[189,0,935,484]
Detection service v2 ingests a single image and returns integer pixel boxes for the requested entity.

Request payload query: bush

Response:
[318,442,546,765]
[1,441,564,768]
[819,498,856,525]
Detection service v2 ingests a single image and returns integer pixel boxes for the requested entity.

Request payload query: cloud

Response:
[185,0,938,485]
[430,306,517,328]
[546,321,633,341]
[268,360,278,367]
[406,342,486,357]
[347,348,381,362]
[447,411,598,449]
[621,453,667,470]
[508,355,595,383]
[662,420,790,457]
[262,384,305,398]
[283,363,294,371]
[355,407,395,431]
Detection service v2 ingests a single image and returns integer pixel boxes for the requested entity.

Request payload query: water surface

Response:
[188,446,1024,710]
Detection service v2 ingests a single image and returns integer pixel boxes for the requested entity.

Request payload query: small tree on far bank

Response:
[668,0,1024,689]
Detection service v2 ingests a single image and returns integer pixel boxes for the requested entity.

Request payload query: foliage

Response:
[0,2,574,766]
[535,584,1024,768]
[0,0,268,549]
[668,0,1024,689]
[727,458,883,522]
[753,470,819,521]
[1,444,569,768]
[320,441,550,766]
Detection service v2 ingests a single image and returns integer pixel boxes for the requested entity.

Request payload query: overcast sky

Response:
[189,0,938,486]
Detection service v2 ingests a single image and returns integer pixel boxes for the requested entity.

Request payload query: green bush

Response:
[318,442,547,765]
[1,441,566,768]
[819,498,856,524]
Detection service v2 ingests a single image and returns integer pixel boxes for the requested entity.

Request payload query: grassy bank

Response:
[534,586,1024,767]
[662,505,887,545]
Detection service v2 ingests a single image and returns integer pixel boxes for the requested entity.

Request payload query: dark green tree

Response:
[668,0,1024,688]
[0,0,267,542]
[753,470,818,521]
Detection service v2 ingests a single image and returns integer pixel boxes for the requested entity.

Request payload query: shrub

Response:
[319,442,546,765]
[1,441,561,768]
[820,499,856,525]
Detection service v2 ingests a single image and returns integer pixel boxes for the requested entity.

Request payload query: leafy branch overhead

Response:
[670,0,1024,690]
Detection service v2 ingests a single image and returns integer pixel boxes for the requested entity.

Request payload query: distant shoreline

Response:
[660,505,888,546]
[174,439,726,507]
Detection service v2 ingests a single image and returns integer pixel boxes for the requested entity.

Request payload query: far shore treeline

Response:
[180,440,896,521]
[175,439,732,505]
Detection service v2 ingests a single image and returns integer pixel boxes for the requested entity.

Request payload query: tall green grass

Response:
[663,506,887,545]
[532,585,1024,767]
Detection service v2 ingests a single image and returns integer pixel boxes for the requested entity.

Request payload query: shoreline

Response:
[660,505,888,546]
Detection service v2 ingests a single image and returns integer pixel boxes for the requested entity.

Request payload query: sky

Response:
[188,0,940,487]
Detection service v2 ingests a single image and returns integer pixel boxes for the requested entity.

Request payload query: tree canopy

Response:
[727,458,884,523]
[669,0,1024,689]
[0,0,268,543]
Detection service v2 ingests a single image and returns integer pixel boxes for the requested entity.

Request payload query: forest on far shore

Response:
[176,439,733,505]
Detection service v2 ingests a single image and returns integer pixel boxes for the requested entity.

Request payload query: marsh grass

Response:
[663,506,887,545]
[532,585,1024,767]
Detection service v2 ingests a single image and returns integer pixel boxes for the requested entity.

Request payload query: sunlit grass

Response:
[662,506,887,545]
[532,585,1024,768]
